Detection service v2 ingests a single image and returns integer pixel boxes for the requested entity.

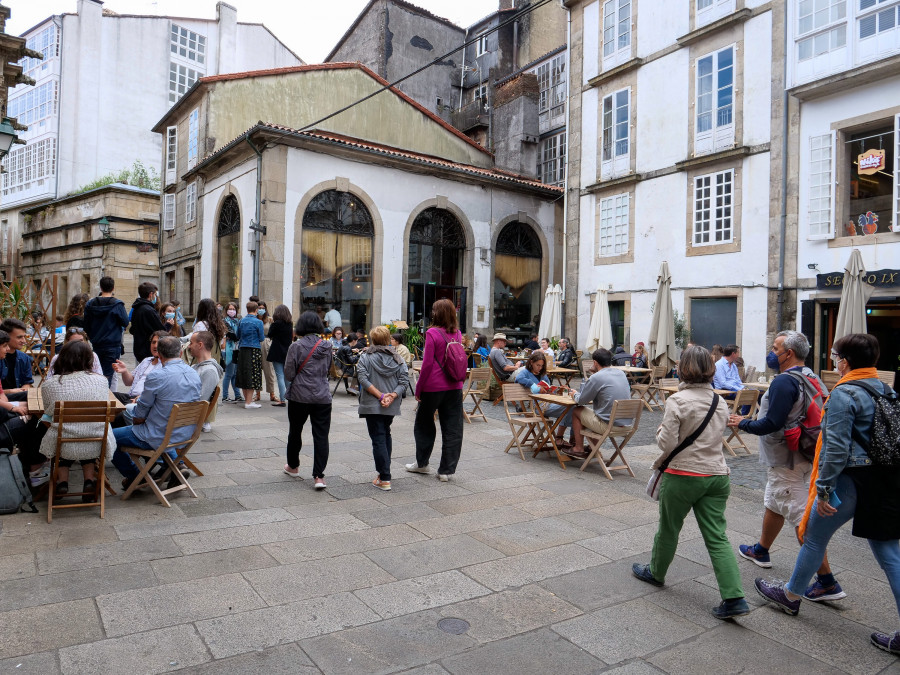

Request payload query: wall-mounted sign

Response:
[136,243,153,253]
[858,149,886,175]
[817,268,900,289]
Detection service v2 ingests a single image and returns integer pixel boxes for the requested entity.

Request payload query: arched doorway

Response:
[493,221,543,345]
[299,190,374,333]
[407,207,467,331]
[216,194,241,303]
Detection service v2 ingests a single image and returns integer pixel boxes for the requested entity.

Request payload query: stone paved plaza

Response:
[1,389,898,674]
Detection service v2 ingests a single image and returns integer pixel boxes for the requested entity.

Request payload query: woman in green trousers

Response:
[632,345,749,619]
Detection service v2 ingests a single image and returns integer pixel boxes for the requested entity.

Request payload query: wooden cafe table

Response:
[28,388,126,415]
[529,391,578,470]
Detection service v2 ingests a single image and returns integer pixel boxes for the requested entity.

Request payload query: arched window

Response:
[407,208,467,330]
[215,194,241,302]
[300,190,374,333]
[493,221,542,343]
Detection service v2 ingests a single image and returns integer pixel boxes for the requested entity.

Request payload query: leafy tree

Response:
[69,160,161,195]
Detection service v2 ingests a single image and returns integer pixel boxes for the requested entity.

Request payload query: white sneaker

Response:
[314,477,327,489]
[405,463,431,474]
[245,402,262,409]
[202,423,212,433]
[438,474,450,482]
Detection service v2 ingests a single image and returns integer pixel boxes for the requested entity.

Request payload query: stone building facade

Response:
[19,183,160,305]
[154,64,562,341]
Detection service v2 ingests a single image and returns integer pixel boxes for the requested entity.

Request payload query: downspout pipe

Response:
[246,134,265,298]
[459,28,469,109]
[776,1,789,332]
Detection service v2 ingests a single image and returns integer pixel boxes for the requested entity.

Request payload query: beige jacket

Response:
[653,382,730,476]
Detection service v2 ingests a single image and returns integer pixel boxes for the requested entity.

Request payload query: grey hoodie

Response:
[192,358,224,402]
[356,347,409,416]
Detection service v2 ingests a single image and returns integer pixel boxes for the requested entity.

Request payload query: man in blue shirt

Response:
[0,318,34,399]
[713,344,745,393]
[112,336,202,489]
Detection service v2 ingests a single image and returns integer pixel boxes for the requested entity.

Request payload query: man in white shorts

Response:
[728,330,845,602]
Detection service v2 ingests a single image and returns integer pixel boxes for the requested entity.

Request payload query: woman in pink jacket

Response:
[405,298,466,481]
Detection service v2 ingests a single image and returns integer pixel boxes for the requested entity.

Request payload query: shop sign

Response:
[817,268,900,289]
[858,149,886,175]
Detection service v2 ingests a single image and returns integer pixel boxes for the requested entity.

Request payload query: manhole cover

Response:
[437,618,470,635]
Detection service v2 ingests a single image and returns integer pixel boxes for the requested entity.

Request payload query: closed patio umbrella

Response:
[538,283,563,341]
[833,248,873,343]
[649,261,677,370]
[584,287,613,354]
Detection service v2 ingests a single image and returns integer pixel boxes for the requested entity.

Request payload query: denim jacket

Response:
[815,376,878,499]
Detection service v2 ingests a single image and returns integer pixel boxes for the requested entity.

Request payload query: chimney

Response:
[215,2,237,76]
[77,0,103,22]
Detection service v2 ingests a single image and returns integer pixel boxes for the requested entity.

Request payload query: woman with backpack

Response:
[357,325,409,491]
[405,298,467,482]
[755,333,900,656]
[282,311,333,490]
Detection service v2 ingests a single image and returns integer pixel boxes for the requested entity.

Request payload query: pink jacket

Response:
[415,327,465,394]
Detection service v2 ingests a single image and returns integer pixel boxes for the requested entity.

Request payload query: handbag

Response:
[646,393,720,501]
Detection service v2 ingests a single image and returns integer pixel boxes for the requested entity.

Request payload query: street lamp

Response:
[0,118,18,157]
[98,217,110,238]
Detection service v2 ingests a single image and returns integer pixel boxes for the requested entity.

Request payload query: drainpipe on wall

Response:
[776,0,790,333]
[245,134,265,297]
[459,28,469,109]
[562,8,571,299]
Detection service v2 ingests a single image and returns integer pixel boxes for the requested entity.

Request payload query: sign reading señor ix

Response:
[817,268,900,289]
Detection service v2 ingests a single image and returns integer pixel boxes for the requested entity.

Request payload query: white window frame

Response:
[697,0,735,26]
[598,193,630,257]
[163,193,176,231]
[472,82,488,104]
[187,109,199,170]
[475,33,488,57]
[186,182,197,224]
[602,0,631,69]
[165,126,178,185]
[533,54,567,132]
[170,23,207,65]
[857,0,900,62]
[695,46,735,155]
[7,81,58,126]
[1,137,56,193]
[538,132,567,186]
[169,62,201,104]
[693,169,734,246]
[601,87,630,180]
[807,132,836,239]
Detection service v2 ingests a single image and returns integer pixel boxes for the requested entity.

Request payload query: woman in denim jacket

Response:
[755,333,900,656]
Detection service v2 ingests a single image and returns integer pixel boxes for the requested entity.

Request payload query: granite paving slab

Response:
[363,533,504,580]
[0,650,61,675]
[149,544,280,583]
[185,642,320,674]
[354,570,492,619]
[113,507,292,540]
[36,536,183,575]
[0,598,105,660]
[468,516,598,555]
[262,523,428,564]
[461,542,610,591]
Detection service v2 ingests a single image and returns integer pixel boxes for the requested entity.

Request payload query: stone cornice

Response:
[676,8,752,47]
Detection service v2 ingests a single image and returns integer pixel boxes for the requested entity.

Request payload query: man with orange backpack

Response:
[727,330,846,602]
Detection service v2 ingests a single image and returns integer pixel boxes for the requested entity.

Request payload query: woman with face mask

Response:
[755,333,900,658]
[159,303,182,338]
[222,302,242,402]
[255,301,280,404]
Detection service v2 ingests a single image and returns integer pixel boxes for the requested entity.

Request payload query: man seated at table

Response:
[556,338,577,368]
[714,343,749,414]
[0,318,34,400]
[488,333,523,382]
[612,345,631,366]
[524,335,540,351]
[189,330,223,433]
[569,347,633,458]
[111,336,202,490]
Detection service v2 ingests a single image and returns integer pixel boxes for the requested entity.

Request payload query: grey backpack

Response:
[0,448,37,515]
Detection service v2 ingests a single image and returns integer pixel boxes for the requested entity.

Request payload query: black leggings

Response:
[58,458,97,468]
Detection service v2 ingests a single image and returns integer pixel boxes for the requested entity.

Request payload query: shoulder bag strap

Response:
[297,339,323,375]
[659,393,720,472]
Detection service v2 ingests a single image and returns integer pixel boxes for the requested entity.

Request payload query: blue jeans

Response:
[364,414,394,481]
[95,346,121,388]
[273,361,287,402]
[786,472,900,619]
[112,426,155,479]
[223,361,239,399]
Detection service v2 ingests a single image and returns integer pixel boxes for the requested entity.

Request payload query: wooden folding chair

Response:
[462,368,490,423]
[743,366,757,383]
[580,399,644,478]
[119,400,209,507]
[819,369,840,392]
[490,358,509,406]
[721,389,759,456]
[47,401,118,523]
[877,370,896,388]
[657,378,680,404]
[332,357,358,395]
[500,383,544,460]
[580,359,595,382]
[178,385,219,478]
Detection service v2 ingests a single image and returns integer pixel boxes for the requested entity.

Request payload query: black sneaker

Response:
[712,598,751,620]
[55,481,69,497]
[121,475,136,491]
[166,471,189,490]
[631,563,664,587]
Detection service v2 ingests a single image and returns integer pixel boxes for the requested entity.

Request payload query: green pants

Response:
[650,472,744,600]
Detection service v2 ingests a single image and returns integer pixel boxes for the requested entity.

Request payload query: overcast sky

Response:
[6,0,495,63]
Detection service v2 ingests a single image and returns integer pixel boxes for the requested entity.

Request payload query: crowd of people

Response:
[7,278,899,655]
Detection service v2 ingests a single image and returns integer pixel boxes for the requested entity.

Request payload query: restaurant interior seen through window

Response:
[300,190,374,334]
[841,122,897,236]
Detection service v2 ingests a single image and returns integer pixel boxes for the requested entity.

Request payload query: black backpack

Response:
[841,380,900,467]
[0,448,37,515]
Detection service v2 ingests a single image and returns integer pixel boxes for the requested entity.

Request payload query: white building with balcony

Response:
[0,0,300,281]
